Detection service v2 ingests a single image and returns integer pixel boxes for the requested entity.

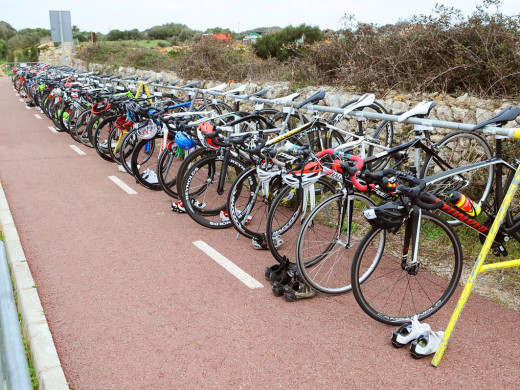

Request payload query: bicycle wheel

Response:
[351,211,463,325]
[175,148,216,201]
[107,126,129,162]
[296,192,375,294]
[265,179,338,264]
[182,153,248,229]
[93,115,118,162]
[130,135,165,191]
[227,166,285,240]
[71,109,95,147]
[119,129,139,174]
[330,100,393,155]
[156,144,194,199]
[421,131,493,214]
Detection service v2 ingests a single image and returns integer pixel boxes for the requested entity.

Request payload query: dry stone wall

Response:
[40,52,520,141]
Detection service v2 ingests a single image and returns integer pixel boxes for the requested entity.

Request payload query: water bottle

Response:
[447,191,481,217]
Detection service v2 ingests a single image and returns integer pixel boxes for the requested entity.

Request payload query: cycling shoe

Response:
[391,315,431,348]
[410,330,445,359]
[284,280,316,302]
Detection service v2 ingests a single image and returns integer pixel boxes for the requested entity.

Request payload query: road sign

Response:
[49,10,73,65]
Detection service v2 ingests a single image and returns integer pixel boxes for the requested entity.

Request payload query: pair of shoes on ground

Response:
[171,200,186,213]
[219,210,252,224]
[252,234,283,250]
[391,315,444,359]
[265,262,316,301]
[141,168,158,184]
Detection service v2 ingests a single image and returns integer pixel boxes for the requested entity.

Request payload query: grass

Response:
[103,39,170,48]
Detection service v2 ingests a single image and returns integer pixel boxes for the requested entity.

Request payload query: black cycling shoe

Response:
[284,278,317,302]
[272,269,294,296]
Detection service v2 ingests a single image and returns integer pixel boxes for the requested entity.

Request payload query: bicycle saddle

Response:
[272,92,300,104]
[223,85,247,96]
[343,93,376,115]
[182,81,201,88]
[398,101,436,122]
[471,106,520,130]
[204,83,227,92]
[296,89,326,109]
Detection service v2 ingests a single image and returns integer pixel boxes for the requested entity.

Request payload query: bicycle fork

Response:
[401,206,422,275]
[335,189,358,248]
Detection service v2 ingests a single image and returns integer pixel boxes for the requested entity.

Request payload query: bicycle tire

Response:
[93,115,119,162]
[157,146,209,199]
[226,166,284,240]
[421,131,493,222]
[295,192,375,294]
[265,178,338,264]
[182,153,248,229]
[175,148,217,201]
[130,135,166,191]
[350,211,463,325]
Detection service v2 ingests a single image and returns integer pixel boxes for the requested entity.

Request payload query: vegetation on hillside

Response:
[3,0,520,98]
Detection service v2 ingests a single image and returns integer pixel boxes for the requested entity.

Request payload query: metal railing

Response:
[0,241,32,390]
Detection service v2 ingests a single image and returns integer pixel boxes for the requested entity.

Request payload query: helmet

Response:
[115,115,134,130]
[197,122,219,149]
[256,164,281,184]
[92,100,110,114]
[363,200,407,229]
[175,131,196,150]
[282,161,323,188]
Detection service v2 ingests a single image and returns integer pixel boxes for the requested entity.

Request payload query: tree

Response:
[253,24,323,60]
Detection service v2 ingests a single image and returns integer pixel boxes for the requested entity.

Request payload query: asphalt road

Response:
[1,74,520,390]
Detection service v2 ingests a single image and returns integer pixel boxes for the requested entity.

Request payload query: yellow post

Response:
[431,163,520,366]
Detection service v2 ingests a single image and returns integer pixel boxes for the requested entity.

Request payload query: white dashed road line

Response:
[69,145,86,155]
[193,240,264,289]
[48,126,58,133]
[19,98,24,102]
[34,114,41,119]
[25,106,31,110]
[108,176,137,194]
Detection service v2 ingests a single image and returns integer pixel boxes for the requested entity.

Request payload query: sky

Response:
[0,0,518,34]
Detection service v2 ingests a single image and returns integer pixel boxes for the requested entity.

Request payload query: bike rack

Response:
[25,66,520,366]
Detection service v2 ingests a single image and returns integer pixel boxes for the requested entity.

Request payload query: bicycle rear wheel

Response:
[182,153,247,229]
[350,211,463,325]
[421,131,493,207]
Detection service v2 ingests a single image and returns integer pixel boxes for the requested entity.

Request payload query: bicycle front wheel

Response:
[296,192,375,294]
[350,211,463,325]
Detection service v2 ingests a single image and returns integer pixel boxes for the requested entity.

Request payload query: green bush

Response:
[253,24,324,61]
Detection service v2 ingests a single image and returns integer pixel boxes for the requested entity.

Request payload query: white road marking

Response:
[108,176,137,194]
[48,126,58,133]
[19,98,24,102]
[34,114,41,119]
[193,240,264,289]
[69,145,86,155]
[25,106,31,110]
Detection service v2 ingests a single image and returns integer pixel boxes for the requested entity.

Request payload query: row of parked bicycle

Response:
[11,63,520,359]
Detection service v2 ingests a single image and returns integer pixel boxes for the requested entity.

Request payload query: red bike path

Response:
[1,74,519,389]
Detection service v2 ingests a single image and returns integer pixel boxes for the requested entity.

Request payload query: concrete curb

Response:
[0,182,69,390]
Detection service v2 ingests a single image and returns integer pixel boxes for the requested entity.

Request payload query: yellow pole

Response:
[431,162,520,366]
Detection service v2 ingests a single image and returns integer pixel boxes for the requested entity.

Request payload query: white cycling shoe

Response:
[391,315,431,348]
[410,330,445,359]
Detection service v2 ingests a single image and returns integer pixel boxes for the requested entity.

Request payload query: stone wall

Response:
[40,51,520,140]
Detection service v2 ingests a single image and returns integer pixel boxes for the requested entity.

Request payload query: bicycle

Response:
[350,106,520,326]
